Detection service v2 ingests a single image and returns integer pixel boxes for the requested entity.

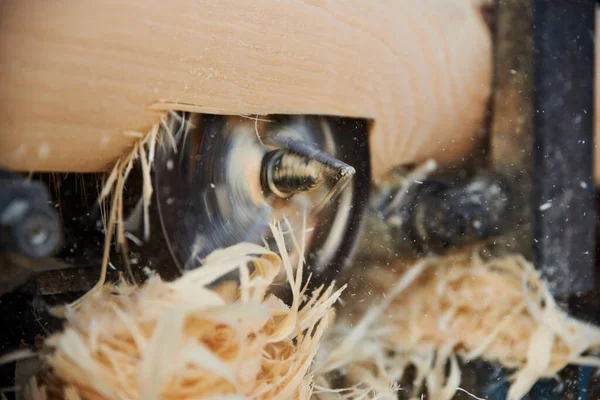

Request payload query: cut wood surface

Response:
[0,0,491,179]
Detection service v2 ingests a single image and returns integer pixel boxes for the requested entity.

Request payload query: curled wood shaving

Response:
[63,120,163,312]
[26,224,343,400]
[315,249,600,400]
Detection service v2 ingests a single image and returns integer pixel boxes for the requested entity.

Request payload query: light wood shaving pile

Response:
[313,249,600,400]
[25,224,344,400]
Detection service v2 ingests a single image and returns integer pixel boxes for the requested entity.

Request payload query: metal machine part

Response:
[260,139,355,209]
[153,113,370,285]
[490,0,596,298]
[0,169,63,296]
[0,170,61,259]
[357,169,512,261]
[398,176,511,254]
[483,1,597,398]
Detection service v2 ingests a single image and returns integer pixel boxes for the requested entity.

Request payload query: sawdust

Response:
[313,248,600,400]
[24,223,343,400]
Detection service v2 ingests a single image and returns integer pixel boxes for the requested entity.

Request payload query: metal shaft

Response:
[261,149,323,199]
[260,140,355,206]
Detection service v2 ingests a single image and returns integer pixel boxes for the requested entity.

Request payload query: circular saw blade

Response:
[154,113,370,284]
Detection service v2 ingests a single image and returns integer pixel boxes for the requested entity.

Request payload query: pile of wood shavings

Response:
[25,224,344,400]
[313,249,600,400]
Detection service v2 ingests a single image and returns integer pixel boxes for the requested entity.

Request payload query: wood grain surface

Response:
[0,0,491,179]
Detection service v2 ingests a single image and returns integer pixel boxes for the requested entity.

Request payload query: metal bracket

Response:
[490,0,596,297]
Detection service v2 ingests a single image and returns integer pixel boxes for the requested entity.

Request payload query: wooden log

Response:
[0,0,491,179]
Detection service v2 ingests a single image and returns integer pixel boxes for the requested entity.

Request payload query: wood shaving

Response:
[58,117,164,312]
[314,248,600,400]
[25,224,343,400]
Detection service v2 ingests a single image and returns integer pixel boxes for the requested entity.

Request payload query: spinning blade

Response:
[154,113,370,284]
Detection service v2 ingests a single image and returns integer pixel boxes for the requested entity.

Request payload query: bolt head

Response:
[9,208,61,259]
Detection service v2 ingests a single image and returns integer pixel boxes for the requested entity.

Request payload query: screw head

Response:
[2,203,61,259]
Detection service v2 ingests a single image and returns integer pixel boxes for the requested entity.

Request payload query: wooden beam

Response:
[0,0,491,179]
